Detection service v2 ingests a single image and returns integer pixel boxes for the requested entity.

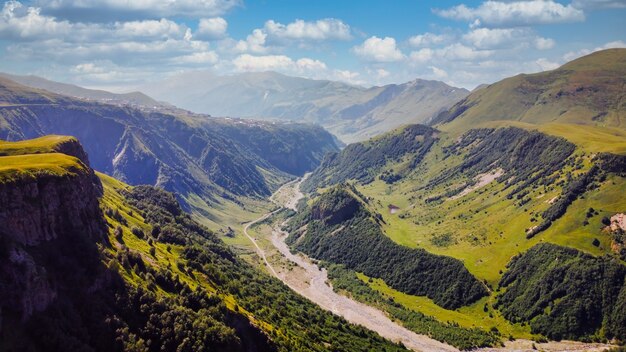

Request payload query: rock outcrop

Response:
[0,139,106,322]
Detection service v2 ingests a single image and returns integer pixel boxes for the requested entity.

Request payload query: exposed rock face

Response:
[0,144,106,322]
[0,170,104,246]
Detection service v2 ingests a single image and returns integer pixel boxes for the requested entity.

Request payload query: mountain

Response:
[296,50,626,343]
[140,71,469,143]
[0,136,408,351]
[0,76,339,226]
[432,48,626,131]
[0,72,161,107]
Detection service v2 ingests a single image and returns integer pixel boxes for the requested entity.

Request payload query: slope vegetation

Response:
[433,49,626,132]
[287,185,488,309]
[0,136,407,352]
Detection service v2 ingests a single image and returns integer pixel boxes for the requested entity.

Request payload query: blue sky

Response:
[0,0,624,91]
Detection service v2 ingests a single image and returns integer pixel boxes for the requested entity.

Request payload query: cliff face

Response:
[0,141,106,322]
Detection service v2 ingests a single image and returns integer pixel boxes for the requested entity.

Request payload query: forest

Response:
[287,186,488,309]
[497,243,626,342]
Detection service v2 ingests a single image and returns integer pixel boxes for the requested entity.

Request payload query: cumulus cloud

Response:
[264,18,351,42]
[434,0,585,27]
[174,51,219,64]
[0,1,215,70]
[571,0,626,9]
[410,43,493,63]
[232,54,327,73]
[35,0,241,20]
[534,37,555,50]
[462,27,555,50]
[353,36,405,62]
[0,3,189,42]
[0,1,72,40]
[408,32,449,47]
[235,29,268,54]
[195,17,227,40]
[233,18,351,53]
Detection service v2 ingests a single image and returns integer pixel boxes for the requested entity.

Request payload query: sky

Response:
[0,0,625,91]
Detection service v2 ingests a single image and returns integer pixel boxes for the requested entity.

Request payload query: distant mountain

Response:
[0,72,161,107]
[0,76,339,220]
[432,48,626,130]
[140,71,469,143]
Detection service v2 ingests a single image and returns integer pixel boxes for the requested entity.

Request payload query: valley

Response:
[243,174,618,352]
[0,24,624,351]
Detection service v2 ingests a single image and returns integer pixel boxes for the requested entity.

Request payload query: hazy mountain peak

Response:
[140,71,468,143]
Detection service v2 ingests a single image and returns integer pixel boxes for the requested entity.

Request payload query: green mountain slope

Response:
[287,185,488,309]
[300,48,626,344]
[0,136,407,352]
[433,49,626,134]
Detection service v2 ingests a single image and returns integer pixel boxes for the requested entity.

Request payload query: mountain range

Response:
[0,72,161,107]
[0,48,625,351]
[139,71,469,143]
[0,76,339,228]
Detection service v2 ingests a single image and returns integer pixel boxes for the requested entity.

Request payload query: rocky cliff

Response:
[0,138,106,323]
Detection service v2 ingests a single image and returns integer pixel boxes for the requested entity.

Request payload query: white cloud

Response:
[463,28,522,49]
[409,48,434,63]
[375,68,390,79]
[72,62,105,74]
[534,37,555,50]
[175,51,219,64]
[0,1,72,40]
[572,0,626,9]
[434,0,585,27]
[408,32,449,47]
[196,17,227,40]
[429,66,449,79]
[0,3,190,42]
[295,57,327,71]
[232,54,327,74]
[264,18,351,42]
[353,36,405,62]
[332,69,365,86]
[462,27,555,50]
[35,0,241,19]
[436,43,494,61]
[115,19,187,40]
[235,29,268,54]
[409,43,493,65]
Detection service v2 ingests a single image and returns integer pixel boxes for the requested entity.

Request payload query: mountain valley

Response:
[1,45,625,352]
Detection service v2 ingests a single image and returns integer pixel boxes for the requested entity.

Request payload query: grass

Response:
[340,128,625,333]
[438,49,626,133]
[0,135,87,183]
[452,121,626,155]
[355,273,533,339]
[0,153,85,182]
[0,135,78,156]
[186,192,274,250]
[97,172,274,332]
